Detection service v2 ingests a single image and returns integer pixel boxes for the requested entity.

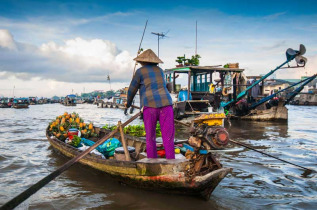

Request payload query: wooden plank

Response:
[118,121,131,161]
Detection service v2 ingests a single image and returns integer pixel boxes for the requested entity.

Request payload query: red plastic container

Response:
[68,128,79,137]
[157,150,166,158]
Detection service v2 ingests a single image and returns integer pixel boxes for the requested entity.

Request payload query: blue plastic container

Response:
[178,90,192,101]
[183,144,194,152]
[199,150,208,154]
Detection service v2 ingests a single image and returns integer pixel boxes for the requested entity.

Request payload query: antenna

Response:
[151,31,168,58]
[107,72,111,90]
[195,20,197,55]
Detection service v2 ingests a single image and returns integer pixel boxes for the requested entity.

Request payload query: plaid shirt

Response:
[127,64,173,108]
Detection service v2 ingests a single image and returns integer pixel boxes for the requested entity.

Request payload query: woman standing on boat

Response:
[125,49,175,159]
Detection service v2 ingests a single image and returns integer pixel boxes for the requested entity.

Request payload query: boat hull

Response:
[12,104,29,109]
[0,104,11,108]
[232,104,288,121]
[62,103,76,106]
[47,128,231,200]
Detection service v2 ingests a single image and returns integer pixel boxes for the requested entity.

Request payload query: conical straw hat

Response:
[133,49,163,64]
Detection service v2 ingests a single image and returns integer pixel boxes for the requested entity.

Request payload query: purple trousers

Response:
[143,105,175,159]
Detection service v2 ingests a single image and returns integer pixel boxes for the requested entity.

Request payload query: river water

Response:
[0,104,316,209]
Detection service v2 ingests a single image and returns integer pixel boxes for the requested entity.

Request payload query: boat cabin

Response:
[0,98,13,108]
[29,97,37,105]
[12,98,29,108]
[0,97,9,103]
[164,65,244,119]
[13,98,29,104]
[64,95,77,106]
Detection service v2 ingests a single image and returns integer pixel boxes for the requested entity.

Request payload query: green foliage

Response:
[190,54,201,66]
[175,54,201,66]
[155,124,162,137]
[124,124,146,137]
[138,48,144,54]
[103,124,117,131]
[69,135,82,147]
[176,56,185,64]
[102,123,162,137]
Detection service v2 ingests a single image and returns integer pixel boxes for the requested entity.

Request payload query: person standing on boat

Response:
[125,49,175,159]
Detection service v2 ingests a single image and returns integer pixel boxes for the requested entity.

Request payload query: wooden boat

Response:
[62,94,77,106]
[46,126,232,200]
[12,104,29,109]
[98,97,126,109]
[0,98,12,108]
[0,103,11,108]
[164,66,244,121]
[29,97,37,105]
[290,92,317,106]
[12,98,29,109]
[62,103,76,106]
[231,105,288,121]
[230,100,288,121]
[98,101,121,109]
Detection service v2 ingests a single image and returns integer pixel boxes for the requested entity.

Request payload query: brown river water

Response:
[0,104,316,209]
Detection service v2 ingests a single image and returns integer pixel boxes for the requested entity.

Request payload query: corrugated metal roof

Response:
[165,66,244,74]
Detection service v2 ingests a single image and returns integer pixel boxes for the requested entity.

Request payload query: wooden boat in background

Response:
[62,102,76,106]
[12,98,29,109]
[62,95,77,106]
[230,101,288,121]
[164,66,244,121]
[0,98,12,108]
[98,88,129,109]
[46,126,231,200]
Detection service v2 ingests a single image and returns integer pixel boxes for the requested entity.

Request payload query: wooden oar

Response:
[132,20,148,76]
[0,111,141,210]
[229,139,316,173]
[118,121,131,161]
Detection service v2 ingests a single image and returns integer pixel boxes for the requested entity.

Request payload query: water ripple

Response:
[0,104,316,209]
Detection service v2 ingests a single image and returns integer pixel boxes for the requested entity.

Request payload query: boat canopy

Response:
[165,66,244,74]
[164,66,244,92]
[13,98,29,103]
[0,98,9,103]
[15,98,29,100]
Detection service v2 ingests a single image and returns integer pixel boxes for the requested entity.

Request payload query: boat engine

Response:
[189,113,229,150]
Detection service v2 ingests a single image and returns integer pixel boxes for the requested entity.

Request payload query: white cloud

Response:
[1,8,316,97]
[0,30,134,83]
[0,29,17,50]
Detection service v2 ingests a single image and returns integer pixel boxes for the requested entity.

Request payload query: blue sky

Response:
[0,0,316,97]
